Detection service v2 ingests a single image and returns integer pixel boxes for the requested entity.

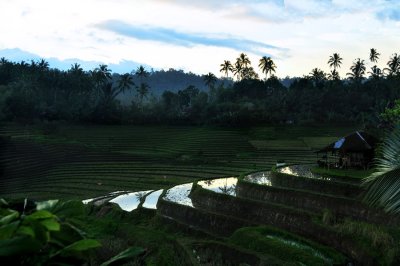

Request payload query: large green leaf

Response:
[36,200,59,211]
[100,246,146,266]
[0,221,20,240]
[0,210,19,225]
[0,199,8,207]
[56,239,101,257]
[49,201,85,218]
[16,225,35,237]
[27,210,55,220]
[40,218,60,231]
[0,235,41,256]
[26,218,50,244]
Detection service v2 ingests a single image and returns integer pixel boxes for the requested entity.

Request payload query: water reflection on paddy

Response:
[82,190,130,205]
[164,183,194,207]
[142,189,163,209]
[109,190,153,211]
[198,177,238,196]
[277,165,331,181]
[244,172,272,186]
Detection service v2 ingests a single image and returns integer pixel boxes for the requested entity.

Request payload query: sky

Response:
[0,0,399,77]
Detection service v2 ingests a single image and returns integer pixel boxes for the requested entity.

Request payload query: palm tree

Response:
[309,68,326,85]
[369,48,380,63]
[136,83,149,105]
[327,70,340,81]
[384,53,400,76]
[38,59,49,71]
[94,64,112,83]
[118,73,135,94]
[69,63,83,75]
[135,65,148,80]
[241,66,259,80]
[0,57,8,66]
[238,53,251,68]
[258,56,276,80]
[220,60,233,78]
[203,72,217,89]
[233,59,243,81]
[347,58,366,81]
[368,65,383,79]
[328,53,343,71]
[363,126,400,214]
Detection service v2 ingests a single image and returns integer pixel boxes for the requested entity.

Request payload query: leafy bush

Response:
[0,198,100,264]
[0,199,145,265]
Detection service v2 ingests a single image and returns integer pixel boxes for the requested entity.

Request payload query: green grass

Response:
[311,167,374,179]
[230,226,347,265]
[0,123,361,199]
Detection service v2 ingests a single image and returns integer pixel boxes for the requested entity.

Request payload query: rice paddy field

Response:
[0,123,358,200]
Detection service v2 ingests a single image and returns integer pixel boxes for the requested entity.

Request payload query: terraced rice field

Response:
[0,124,357,200]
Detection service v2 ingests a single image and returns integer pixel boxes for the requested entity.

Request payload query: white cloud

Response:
[0,0,399,77]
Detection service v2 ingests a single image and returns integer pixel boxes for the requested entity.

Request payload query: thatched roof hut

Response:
[317,131,378,169]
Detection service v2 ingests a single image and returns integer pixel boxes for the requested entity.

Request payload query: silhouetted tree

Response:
[347,58,366,82]
[220,60,233,78]
[258,56,276,80]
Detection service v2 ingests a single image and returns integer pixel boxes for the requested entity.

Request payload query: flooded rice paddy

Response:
[83,165,337,211]
[198,177,237,196]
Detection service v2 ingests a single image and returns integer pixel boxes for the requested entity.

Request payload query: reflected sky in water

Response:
[244,172,272,186]
[109,190,153,211]
[198,177,237,196]
[142,189,163,209]
[277,165,331,181]
[82,190,130,205]
[164,183,193,207]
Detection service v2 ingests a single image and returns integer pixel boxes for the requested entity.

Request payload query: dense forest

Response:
[0,50,399,127]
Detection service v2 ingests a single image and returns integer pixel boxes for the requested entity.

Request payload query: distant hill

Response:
[0,48,149,74]
[116,69,231,105]
[0,48,232,105]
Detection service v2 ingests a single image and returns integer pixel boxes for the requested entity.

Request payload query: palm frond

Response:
[363,125,400,213]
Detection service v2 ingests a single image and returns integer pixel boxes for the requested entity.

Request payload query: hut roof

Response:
[318,131,378,153]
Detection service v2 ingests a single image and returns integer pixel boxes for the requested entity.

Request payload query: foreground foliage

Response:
[0,199,144,265]
[364,125,400,213]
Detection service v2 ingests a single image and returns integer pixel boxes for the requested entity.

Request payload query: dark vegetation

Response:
[0,124,356,199]
[0,49,399,126]
[2,49,400,265]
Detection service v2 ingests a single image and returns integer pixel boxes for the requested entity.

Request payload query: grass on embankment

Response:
[311,167,375,179]
[230,226,347,265]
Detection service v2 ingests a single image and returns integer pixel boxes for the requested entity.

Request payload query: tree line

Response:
[0,49,399,127]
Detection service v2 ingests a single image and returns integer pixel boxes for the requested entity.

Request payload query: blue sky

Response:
[0,0,399,77]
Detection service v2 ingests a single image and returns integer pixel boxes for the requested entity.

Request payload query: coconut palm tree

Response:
[327,70,340,81]
[384,53,400,76]
[369,48,380,63]
[69,63,84,76]
[241,66,259,80]
[220,60,233,78]
[238,53,251,68]
[368,65,383,79]
[136,83,150,105]
[233,59,243,81]
[309,68,326,85]
[328,53,343,71]
[0,57,7,65]
[135,65,148,80]
[363,126,400,214]
[203,72,217,89]
[347,58,366,81]
[258,56,276,80]
[38,59,49,71]
[118,73,135,94]
[94,64,112,83]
